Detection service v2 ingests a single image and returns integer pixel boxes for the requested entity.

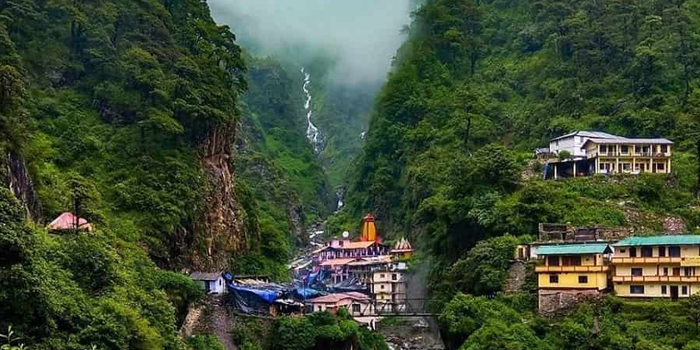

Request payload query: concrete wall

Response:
[550,136,586,157]
[614,283,700,298]
[538,272,607,290]
[615,245,700,258]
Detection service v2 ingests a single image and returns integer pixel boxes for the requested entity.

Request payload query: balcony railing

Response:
[535,265,609,273]
[611,257,682,264]
[589,151,670,158]
[612,275,700,283]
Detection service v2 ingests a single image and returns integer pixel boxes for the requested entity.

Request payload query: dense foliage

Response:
[232,310,389,350]
[344,0,700,270]
[0,188,212,349]
[439,293,700,350]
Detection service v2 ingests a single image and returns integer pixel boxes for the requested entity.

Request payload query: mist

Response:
[208,0,415,85]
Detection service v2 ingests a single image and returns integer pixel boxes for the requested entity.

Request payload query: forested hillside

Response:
[339,0,700,348]
[346,0,700,257]
[0,0,291,348]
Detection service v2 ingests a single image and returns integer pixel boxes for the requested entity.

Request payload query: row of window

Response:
[619,246,686,258]
[629,267,695,277]
[598,162,666,172]
[629,285,689,295]
[549,275,588,284]
[599,145,669,154]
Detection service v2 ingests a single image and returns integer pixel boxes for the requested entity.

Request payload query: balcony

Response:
[611,257,682,264]
[612,275,700,283]
[535,265,609,273]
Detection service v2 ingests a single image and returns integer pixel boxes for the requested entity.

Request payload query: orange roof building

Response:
[361,214,379,243]
[47,212,93,232]
[390,237,414,260]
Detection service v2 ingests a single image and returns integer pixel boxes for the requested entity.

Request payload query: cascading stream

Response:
[301,67,322,153]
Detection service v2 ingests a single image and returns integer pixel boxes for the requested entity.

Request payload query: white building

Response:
[549,131,619,158]
[190,272,226,295]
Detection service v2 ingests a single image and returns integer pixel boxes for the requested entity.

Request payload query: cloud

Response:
[208,0,414,85]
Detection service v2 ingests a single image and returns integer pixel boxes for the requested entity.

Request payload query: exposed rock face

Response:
[2,150,41,221]
[538,289,603,316]
[504,260,527,293]
[189,125,244,271]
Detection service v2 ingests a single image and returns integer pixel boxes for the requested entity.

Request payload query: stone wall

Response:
[538,289,603,315]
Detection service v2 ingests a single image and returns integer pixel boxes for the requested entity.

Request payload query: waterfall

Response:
[301,67,322,153]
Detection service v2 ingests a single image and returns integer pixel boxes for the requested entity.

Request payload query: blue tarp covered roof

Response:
[228,284,281,303]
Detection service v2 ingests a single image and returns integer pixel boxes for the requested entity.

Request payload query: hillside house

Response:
[47,212,93,232]
[371,267,408,314]
[536,243,612,313]
[306,292,373,317]
[389,237,414,260]
[612,236,700,299]
[190,272,226,295]
[541,131,673,179]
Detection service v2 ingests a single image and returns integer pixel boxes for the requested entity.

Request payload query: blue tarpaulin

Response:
[293,287,324,300]
[228,284,280,303]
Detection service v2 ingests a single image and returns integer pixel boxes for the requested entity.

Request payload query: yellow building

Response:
[582,138,673,175]
[371,269,407,313]
[612,236,700,299]
[536,243,611,313]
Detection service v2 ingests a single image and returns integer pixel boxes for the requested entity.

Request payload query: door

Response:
[673,268,681,277]
[671,286,679,300]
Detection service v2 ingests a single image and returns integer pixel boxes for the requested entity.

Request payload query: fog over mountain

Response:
[208,0,415,85]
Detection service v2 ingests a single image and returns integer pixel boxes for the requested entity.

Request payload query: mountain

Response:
[0,0,282,347]
[345,0,700,258]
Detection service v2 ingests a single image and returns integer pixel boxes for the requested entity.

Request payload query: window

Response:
[620,249,626,253]
[550,275,559,283]
[352,304,361,313]
[662,286,667,295]
[381,285,385,290]
[657,163,665,171]
[663,267,669,276]
[562,256,582,266]
[392,274,397,281]
[659,246,666,257]
[621,145,629,154]
[683,286,689,295]
[629,247,637,257]
[548,256,560,266]
[578,276,588,284]
[685,267,695,277]
[623,163,631,171]
[630,285,645,294]
[631,268,643,276]
[669,246,681,257]
[661,145,668,153]
[380,274,385,278]
[641,246,653,257]
[600,163,606,170]
[673,268,681,276]
[635,145,642,154]
[600,145,608,153]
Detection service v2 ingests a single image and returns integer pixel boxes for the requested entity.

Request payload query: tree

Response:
[684,293,700,330]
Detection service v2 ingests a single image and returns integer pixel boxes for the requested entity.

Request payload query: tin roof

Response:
[339,241,376,250]
[190,272,223,281]
[581,138,673,147]
[551,131,620,142]
[537,243,611,255]
[614,235,700,247]
[307,292,370,304]
[319,258,357,267]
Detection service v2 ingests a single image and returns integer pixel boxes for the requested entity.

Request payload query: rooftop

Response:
[537,243,612,255]
[338,241,376,250]
[551,131,620,142]
[614,235,700,247]
[190,272,223,281]
[320,258,358,267]
[581,138,673,146]
[307,292,371,304]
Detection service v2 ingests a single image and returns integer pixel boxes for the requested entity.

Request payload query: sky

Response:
[208,0,415,85]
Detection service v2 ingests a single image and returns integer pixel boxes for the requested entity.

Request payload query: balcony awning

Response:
[614,235,700,247]
[537,243,612,255]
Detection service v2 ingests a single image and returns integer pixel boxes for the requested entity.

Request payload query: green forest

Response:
[4,0,700,349]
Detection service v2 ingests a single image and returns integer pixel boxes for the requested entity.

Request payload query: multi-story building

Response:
[612,236,700,299]
[535,243,612,313]
[371,268,407,313]
[541,131,673,179]
[581,138,673,175]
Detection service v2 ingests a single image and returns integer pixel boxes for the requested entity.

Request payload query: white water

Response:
[301,67,322,153]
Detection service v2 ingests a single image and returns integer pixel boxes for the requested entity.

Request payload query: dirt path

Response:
[210,297,237,350]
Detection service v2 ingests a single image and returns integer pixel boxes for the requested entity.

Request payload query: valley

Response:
[2,0,700,350]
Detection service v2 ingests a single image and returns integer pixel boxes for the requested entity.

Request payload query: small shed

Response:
[47,212,93,232]
[190,272,226,295]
